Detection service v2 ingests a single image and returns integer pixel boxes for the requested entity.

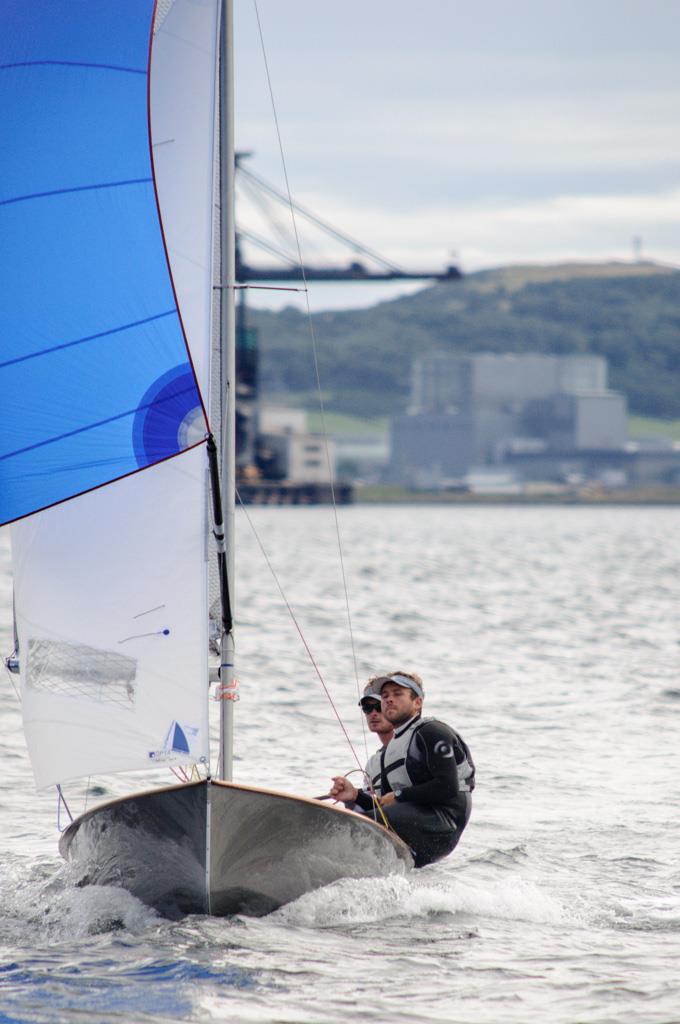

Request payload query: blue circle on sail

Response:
[132,365,204,468]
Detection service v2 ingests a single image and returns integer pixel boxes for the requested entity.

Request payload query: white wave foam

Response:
[0,857,158,944]
[40,883,160,939]
[271,870,568,929]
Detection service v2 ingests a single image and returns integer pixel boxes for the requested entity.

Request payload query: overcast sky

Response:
[234,0,680,308]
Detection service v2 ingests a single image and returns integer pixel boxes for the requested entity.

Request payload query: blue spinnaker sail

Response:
[0,0,207,527]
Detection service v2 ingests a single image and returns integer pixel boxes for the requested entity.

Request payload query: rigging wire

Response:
[238,226,297,266]
[238,171,303,260]
[238,163,403,273]
[56,785,73,830]
[251,0,367,758]
[235,488,390,830]
[235,486,363,769]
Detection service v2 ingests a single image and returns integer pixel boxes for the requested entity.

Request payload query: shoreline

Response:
[354,485,680,506]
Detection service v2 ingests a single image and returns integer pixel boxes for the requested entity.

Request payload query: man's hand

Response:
[330,776,358,804]
[379,792,396,807]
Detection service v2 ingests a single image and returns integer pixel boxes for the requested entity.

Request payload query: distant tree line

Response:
[249,267,680,419]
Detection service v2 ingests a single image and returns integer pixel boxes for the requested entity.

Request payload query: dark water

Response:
[1,506,679,1023]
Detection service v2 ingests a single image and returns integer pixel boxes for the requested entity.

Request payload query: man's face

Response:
[363,702,392,735]
[381,682,422,726]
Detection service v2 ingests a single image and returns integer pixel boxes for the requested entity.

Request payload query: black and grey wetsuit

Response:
[355,714,475,868]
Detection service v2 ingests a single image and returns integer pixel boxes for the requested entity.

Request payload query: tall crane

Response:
[236,162,461,284]
[234,158,461,495]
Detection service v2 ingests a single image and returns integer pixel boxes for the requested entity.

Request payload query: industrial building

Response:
[386,352,680,490]
[237,406,351,504]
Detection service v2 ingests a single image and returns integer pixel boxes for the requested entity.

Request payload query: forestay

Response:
[0,0,220,787]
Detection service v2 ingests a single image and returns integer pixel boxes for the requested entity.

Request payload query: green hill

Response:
[250,261,680,419]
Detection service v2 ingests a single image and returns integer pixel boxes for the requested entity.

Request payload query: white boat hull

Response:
[59,779,413,917]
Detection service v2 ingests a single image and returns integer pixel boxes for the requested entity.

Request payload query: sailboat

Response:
[0,0,412,917]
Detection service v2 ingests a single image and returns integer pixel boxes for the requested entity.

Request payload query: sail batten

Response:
[0,178,154,208]
[0,311,178,373]
[0,60,148,75]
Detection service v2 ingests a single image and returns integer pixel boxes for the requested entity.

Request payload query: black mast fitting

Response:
[206,434,233,635]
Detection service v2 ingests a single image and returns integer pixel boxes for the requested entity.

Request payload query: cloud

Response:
[235,0,680,301]
[240,186,680,311]
[320,188,680,268]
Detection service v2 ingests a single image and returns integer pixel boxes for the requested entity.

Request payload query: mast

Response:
[218,0,236,781]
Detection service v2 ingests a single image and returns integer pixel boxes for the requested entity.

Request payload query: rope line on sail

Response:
[251,0,368,763]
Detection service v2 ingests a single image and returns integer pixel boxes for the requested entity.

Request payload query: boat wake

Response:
[1,843,576,945]
[270,868,570,930]
[0,856,158,947]
[39,881,160,940]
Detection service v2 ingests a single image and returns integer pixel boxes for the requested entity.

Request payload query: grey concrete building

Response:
[522,392,628,452]
[387,352,629,487]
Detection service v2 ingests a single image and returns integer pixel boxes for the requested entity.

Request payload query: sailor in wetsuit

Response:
[357,680,394,789]
[331,672,474,868]
[333,682,395,815]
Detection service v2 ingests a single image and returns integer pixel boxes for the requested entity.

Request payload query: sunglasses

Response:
[360,701,382,715]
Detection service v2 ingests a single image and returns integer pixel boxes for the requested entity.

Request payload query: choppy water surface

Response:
[1,505,679,1024]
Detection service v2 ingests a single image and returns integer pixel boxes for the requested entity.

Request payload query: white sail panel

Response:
[9,1,221,789]
[151,0,220,395]
[12,449,209,789]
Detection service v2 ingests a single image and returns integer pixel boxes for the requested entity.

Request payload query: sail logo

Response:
[148,720,197,761]
[132,366,204,469]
